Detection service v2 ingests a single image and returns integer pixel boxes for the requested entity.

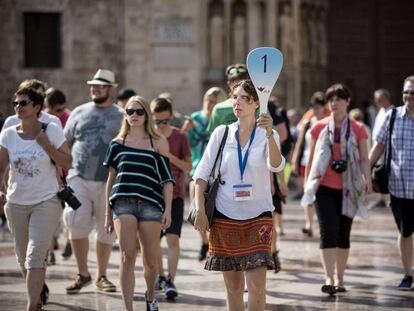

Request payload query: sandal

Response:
[272,251,281,273]
[321,284,336,296]
[40,283,49,305]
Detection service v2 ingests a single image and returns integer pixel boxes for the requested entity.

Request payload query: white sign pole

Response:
[246,47,283,114]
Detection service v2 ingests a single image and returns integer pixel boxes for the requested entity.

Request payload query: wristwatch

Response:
[266,130,273,139]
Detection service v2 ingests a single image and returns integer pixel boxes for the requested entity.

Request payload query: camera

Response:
[57,186,82,210]
[331,160,347,173]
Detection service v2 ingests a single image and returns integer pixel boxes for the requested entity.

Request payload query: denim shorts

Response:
[112,197,163,223]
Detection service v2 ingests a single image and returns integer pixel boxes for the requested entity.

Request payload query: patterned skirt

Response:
[205,214,274,271]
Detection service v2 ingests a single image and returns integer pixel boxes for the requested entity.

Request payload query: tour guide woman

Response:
[193,80,285,311]
[302,83,371,295]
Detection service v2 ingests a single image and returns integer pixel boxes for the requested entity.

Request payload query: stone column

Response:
[224,0,232,66]
[292,0,301,110]
[266,0,278,47]
[247,0,261,50]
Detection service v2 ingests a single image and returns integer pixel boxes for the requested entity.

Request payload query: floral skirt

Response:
[205,215,274,271]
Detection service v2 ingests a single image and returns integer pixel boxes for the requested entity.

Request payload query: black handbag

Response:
[372,108,396,194]
[187,126,229,228]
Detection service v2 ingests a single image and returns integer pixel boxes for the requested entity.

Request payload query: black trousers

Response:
[314,186,353,249]
[390,195,414,237]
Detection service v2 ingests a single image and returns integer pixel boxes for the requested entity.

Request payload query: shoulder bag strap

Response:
[210,126,229,179]
[385,108,397,175]
[42,122,67,186]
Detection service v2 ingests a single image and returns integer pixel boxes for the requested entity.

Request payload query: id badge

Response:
[233,183,253,201]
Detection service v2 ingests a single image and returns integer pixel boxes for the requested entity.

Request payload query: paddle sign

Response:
[246,47,283,114]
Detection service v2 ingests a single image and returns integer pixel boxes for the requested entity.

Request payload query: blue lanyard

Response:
[236,126,256,182]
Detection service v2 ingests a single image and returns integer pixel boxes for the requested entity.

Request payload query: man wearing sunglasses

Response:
[45,88,71,128]
[2,79,63,131]
[370,75,414,290]
[151,97,192,300]
[207,64,250,132]
[62,69,123,295]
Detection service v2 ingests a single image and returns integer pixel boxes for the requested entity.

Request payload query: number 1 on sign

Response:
[246,47,284,114]
[261,55,267,73]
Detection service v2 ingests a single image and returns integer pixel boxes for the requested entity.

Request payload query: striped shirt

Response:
[103,141,174,211]
[377,106,414,199]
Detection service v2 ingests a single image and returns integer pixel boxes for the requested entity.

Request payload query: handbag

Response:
[187,126,229,228]
[372,108,396,194]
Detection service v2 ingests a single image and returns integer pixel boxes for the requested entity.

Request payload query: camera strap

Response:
[41,122,68,187]
[330,117,350,161]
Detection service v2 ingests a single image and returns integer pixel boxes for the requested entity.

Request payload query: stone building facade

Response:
[1,0,413,118]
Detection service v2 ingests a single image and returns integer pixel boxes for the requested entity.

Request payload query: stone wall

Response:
[0,0,201,118]
[0,0,125,116]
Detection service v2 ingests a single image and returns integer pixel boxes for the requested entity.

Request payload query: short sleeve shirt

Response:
[64,102,123,182]
[0,123,66,205]
[376,106,414,199]
[188,111,209,176]
[311,117,368,189]
[3,111,63,130]
[207,99,237,133]
[168,127,191,199]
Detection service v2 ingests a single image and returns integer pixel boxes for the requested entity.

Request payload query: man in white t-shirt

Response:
[371,88,394,209]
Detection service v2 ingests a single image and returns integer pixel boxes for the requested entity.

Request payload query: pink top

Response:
[167,127,191,199]
[59,109,71,128]
[311,117,367,189]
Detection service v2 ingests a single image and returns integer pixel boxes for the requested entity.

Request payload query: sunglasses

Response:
[126,108,146,116]
[12,100,31,108]
[226,66,247,76]
[55,108,65,113]
[403,90,414,96]
[154,118,171,125]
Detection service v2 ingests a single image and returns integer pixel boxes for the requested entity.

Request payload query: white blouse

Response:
[193,123,285,220]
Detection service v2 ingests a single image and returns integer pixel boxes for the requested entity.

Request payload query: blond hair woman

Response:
[104,95,174,310]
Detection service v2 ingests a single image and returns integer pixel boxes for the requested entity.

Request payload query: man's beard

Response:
[93,94,109,104]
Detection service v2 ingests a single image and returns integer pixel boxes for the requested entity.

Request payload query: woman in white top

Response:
[193,80,285,311]
[291,91,327,237]
[0,86,72,311]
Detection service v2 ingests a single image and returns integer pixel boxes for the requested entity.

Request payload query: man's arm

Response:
[369,142,386,167]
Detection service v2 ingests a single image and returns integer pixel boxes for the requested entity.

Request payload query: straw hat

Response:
[87,69,118,87]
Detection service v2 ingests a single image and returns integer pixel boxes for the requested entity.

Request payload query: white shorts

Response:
[63,176,115,244]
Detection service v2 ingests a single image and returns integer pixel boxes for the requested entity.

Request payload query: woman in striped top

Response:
[104,95,173,311]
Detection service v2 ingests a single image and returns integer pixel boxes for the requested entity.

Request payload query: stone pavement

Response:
[0,198,413,310]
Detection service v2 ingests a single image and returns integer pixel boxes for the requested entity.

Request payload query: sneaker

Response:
[398,275,413,290]
[47,251,56,266]
[145,292,159,311]
[96,275,116,292]
[66,273,92,294]
[272,251,281,273]
[40,283,49,305]
[154,276,166,291]
[164,276,178,300]
[198,243,209,261]
[61,241,72,259]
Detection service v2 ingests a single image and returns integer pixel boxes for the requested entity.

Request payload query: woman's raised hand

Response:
[257,113,273,136]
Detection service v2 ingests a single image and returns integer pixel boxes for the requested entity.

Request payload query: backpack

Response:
[268,104,293,157]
